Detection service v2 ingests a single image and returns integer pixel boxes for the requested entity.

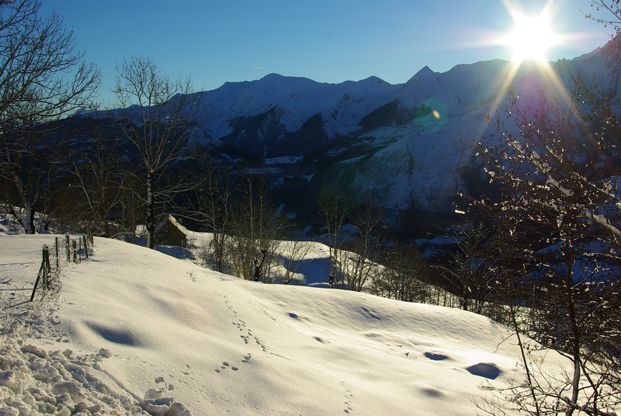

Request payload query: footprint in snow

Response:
[342,383,354,414]
[216,360,242,373]
[154,376,174,391]
[419,386,444,398]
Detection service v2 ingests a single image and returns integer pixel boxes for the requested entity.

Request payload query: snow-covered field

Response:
[1,234,564,415]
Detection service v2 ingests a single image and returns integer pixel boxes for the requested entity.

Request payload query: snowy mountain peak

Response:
[359,75,389,85]
[406,65,437,84]
[260,72,295,82]
[258,72,318,86]
[261,72,285,80]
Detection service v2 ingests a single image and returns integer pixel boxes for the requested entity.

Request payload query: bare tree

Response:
[432,222,497,313]
[371,244,431,303]
[113,56,196,248]
[68,135,126,236]
[201,168,234,273]
[476,90,621,415]
[227,176,287,282]
[318,188,350,286]
[587,1,621,32]
[0,0,99,233]
[338,203,382,291]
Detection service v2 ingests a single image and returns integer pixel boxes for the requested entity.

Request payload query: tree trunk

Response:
[11,173,36,234]
[145,169,155,249]
[103,218,110,238]
[563,247,581,416]
[24,206,36,234]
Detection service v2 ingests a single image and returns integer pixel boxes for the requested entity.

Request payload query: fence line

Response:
[29,233,93,302]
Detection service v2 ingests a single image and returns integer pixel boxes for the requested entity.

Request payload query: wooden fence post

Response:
[29,263,44,302]
[83,235,89,259]
[55,237,59,271]
[72,240,78,263]
[42,245,49,289]
[65,234,71,262]
[43,245,51,289]
[30,245,52,301]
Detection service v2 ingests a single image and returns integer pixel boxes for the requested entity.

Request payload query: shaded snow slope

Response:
[2,235,567,415]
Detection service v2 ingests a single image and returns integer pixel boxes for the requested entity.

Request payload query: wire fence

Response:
[0,233,94,325]
[31,233,93,300]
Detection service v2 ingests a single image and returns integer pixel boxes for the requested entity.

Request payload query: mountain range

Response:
[81,35,620,230]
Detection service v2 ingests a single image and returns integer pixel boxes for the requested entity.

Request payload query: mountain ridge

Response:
[76,37,619,220]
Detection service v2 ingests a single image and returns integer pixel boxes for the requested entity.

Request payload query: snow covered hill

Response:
[1,235,568,415]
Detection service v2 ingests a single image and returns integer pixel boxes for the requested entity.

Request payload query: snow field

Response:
[1,235,566,415]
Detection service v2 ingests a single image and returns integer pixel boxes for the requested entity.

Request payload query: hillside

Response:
[0,234,570,415]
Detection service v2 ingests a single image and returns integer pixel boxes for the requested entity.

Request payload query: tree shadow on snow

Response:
[279,256,330,286]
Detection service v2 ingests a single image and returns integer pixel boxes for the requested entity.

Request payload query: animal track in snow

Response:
[341,381,354,414]
[214,354,250,375]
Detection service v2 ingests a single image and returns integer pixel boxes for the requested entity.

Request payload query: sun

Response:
[504,12,558,64]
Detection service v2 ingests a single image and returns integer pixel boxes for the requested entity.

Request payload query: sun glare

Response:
[471,1,587,144]
[504,12,557,64]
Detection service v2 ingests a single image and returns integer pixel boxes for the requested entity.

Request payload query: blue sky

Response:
[40,1,612,104]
